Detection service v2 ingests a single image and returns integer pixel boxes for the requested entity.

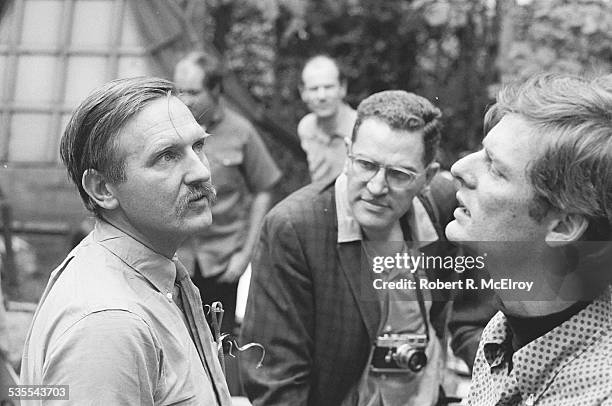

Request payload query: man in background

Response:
[298,54,357,185]
[174,51,282,333]
[21,77,231,405]
[447,73,612,405]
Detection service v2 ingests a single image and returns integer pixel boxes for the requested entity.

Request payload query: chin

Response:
[184,211,212,232]
[445,220,468,243]
[315,107,337,118]
[353,214,393,237]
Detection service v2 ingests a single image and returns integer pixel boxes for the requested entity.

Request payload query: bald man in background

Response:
[298,55,357,185]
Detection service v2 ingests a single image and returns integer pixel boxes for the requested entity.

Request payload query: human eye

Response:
[355,157,378,172]
[388,168,416,184]
[483,150,503,178]
[193,138,206,153]
[157,149,180,163]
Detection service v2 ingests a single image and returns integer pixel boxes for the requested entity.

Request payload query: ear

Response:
[211,84,222,100]
[299,84,308,103]
[339,80,347,99]
[545,213,589,246]
[344,136,352,150]
[342,137,353,174]
[82,169,119,211]
[424,162,440,185]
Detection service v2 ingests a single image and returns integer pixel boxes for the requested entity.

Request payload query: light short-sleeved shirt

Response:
[468,287,612,406]
[298,103,357,185]
[178,105,282,278]
[20,220,230,405]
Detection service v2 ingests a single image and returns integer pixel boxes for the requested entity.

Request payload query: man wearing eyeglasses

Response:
[240,90,494,405]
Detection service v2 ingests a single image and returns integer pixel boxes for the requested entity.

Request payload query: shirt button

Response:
[166,292,173,302]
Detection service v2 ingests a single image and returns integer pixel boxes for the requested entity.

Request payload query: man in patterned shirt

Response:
[446,73,612,405]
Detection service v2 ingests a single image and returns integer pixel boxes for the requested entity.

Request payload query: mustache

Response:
[176,182,217,216]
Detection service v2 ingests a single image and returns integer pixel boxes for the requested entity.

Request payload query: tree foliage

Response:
[500,0,612,83]
[188,0,612,195]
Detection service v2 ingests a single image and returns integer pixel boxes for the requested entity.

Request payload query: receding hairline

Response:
[301,56,342,84]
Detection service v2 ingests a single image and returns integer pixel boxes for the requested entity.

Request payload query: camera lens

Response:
[407,350,427,372]
[394,345,428,372]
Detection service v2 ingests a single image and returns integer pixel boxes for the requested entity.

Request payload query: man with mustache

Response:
[174,52,281,334]
[20,77,231,405]
[446,73,612,405]
[241,90,494,405]
[298,54,357,184]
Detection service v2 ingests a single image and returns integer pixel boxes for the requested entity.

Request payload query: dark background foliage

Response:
[184,0,612,197]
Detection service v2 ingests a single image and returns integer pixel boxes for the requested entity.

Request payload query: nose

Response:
[366,167,389,195]
[450,152,477,189]
[184,149,211,185]
[316,87,327,100]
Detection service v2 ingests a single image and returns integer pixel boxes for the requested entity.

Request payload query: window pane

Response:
[21,0,63,46]
[0,55,6,100]
[71,0,114,47]
[9,114,52,162]
[65,56,107,104]
[15,55,56,103]
[0,1,14,44]
[121,3,141,47]
[117,56,155,78]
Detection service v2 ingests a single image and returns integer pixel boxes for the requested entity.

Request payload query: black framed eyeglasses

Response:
[348,154,421,189]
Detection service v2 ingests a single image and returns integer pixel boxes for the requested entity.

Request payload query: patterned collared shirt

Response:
[467,287,612,406]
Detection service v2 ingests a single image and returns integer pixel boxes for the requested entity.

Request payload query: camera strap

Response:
[410,269,431,342]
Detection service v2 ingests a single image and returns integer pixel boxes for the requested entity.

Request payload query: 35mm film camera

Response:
[369,333,428,373]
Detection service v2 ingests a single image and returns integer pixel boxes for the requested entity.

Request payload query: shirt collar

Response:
[481,287,612,396]
[92,220,177,295]
[313,103,355,142]
[334,172,439,244]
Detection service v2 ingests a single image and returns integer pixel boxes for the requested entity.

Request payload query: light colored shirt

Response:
[178,105,282,278]
[298,103,357,185]
[20,220,231,405]
[335,173,443,406]
[468,287,612,405]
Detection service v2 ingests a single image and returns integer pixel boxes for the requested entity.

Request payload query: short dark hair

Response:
[300,54,346,86]
[60,76,175,215]
[485,73,612,239]
[180,51,225,92]
[352,90,443,165]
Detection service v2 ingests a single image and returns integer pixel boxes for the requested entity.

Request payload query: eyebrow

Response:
[147,133,209,154]
[482,144,511,174]
[353,153,419,173]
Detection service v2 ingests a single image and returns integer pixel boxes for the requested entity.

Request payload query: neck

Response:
[505,300,589,350]
[100,215,179,259]
[500,299,581,318]
[484,241,587,317]
[363,221,403,242]
[316,107,341,134]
